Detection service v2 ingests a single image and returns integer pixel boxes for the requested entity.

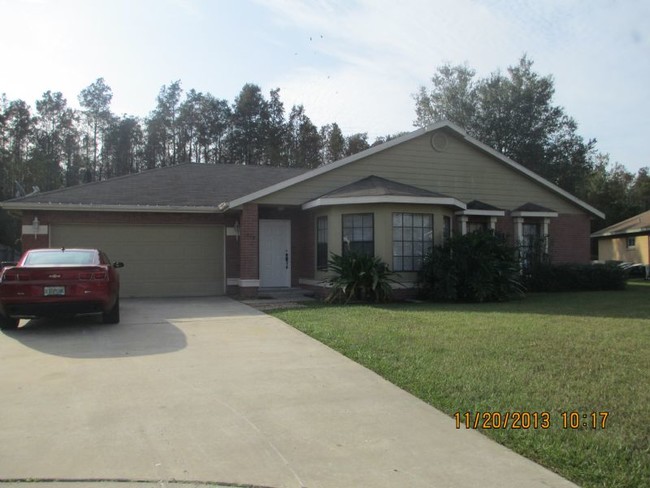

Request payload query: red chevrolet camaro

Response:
[0,248,124,329]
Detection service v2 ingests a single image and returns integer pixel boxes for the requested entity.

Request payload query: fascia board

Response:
[511,211,559,218]
[0,202,221,214]
[591,227,650,238]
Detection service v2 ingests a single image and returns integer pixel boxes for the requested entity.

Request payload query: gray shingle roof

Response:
[318,175,452,199]
[591,209,650,237]
[466,200,503,211]
[5,164,309,209]
[513,202,557,213]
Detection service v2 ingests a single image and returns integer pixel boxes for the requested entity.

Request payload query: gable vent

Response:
[430,133,448,152]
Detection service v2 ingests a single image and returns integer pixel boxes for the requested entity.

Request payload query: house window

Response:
[467,221,488,233]
[626,236,636,249]
[316,216,328,270]
[342,213,374,256]
[393,213,433,271]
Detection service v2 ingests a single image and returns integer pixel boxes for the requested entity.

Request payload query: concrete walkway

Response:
[238,287,318,311]
[0,297,577,488]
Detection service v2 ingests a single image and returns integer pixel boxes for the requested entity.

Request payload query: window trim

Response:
[443,215,451,241]
[342,213,374,256]
[392,212,433,272]
[626,236,636,249]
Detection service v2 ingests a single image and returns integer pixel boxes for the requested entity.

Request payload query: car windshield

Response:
[23,250,97,266]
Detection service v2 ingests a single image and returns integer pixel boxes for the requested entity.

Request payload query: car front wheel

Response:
[102,298,120,324]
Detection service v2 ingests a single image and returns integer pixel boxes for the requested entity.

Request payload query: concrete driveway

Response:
[0,297,577,488]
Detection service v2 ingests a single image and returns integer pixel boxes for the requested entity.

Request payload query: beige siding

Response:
[50,224,225,297]
[258,131,582,214]
[598,235,650,264]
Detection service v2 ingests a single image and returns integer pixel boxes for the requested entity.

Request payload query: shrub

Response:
[325,252,399,304]
[524,263,627,292]
[418,231,523,302]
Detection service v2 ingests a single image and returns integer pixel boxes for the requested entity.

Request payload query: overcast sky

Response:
[2,0,648,172]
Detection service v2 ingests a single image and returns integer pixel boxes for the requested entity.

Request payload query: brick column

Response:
[513,217,524,244]
[239,203,259,297]
[21,235,48,251]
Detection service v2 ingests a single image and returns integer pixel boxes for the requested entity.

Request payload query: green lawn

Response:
[270,281,650,488]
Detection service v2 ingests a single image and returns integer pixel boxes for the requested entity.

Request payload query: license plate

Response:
[44,286,65,296]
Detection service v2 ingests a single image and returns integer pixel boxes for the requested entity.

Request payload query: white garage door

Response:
[50,224,225,297]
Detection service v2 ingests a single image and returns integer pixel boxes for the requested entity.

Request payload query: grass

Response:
[270,280,650,488]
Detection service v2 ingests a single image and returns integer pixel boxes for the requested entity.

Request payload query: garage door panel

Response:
[50,224,224,297]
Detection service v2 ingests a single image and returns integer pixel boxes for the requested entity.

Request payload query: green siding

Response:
[256,131,582,214]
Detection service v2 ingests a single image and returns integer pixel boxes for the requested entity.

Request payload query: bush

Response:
[325,252,399,304]
[418,231,523,302]
[524,263,627,292]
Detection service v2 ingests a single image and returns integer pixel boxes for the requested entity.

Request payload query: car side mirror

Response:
[113,262,125,269]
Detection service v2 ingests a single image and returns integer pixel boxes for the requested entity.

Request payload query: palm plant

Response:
[325,252,400,304]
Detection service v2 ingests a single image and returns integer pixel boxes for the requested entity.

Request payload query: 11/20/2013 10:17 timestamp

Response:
[454,411,610,430]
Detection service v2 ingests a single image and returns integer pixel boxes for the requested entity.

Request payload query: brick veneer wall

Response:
[225,234,240,284]
[295,211,315,282]
[22,211,225,227]
[494,217,514,244]
[20,210,227,252]
[549,214,592,264]
[21,234,49,250]
[239,203,259,283]
[493,214,592,264]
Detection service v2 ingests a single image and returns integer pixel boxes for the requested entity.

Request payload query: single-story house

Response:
[1,121,604,298]
[591,209,650,267]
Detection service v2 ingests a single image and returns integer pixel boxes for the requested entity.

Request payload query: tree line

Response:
[0,79,382,204]
[1,56,649,250]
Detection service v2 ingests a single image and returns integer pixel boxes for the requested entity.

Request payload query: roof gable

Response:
[319,175,449,199]
[227,121,604,219]
[513,202,556,213]
[591,209,650,237]
[302,175,465,210]
[466,200,504,211]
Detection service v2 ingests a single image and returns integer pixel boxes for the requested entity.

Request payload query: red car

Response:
[0,248,123,329]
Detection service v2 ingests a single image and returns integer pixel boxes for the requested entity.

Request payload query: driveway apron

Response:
[0,297,577,488]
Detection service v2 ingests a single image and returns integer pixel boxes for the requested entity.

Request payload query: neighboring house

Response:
[591,210,650,268]
[1,121,604,298]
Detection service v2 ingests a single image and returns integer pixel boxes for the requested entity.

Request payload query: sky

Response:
[1,0,649,172]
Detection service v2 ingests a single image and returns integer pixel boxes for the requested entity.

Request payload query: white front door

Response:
[259,219,291,288]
